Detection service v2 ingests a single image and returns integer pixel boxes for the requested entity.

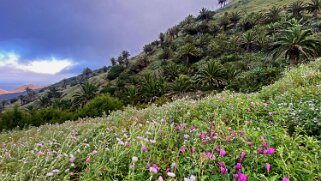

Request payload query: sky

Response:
[0,0,217,90]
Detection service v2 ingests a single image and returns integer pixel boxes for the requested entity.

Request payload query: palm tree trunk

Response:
[289,53,298,66]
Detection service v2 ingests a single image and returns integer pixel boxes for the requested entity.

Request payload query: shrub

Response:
[107,65,125,80]
[77,94,123,118]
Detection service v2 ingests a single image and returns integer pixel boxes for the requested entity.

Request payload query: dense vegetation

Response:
[0,0,321,131]
[0,58,320,180]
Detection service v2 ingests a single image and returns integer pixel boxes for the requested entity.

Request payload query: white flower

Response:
[158,176,164,181]
[52,169,59,173]
[149,167,158,174]
[150,140,156,144]
[132,156,138,162]
[167,172,176,177]
[46,172,54,177]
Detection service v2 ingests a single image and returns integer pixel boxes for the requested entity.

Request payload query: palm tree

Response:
[179,43,202,65]
[72,82,97,107]
[229,12,241,27]
[170,75,193,92]
[121,51,130,67]
[194,60,227,89]
[307,0,321,18]
[266,6,282,23]
[218,0,227,8]
[240,30,258,52]
[288,1,306,19]
[270,25,321,66]
[126,85,139,105]
[219,13,230,31]
[198,8,213,21]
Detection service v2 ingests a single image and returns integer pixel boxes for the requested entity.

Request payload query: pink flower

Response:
[232,131,237,138]
[226,136,230,142]
[159,129,163,134]
[219,161,224,167]
[240,151,246,161]
[240,130,244,137]
[219,149,226,157]
[158,176,164,181]
[91,150,98,155]
[180,146,186,153]
[86,156,91,163]
[190,126,196,132]
[220,167,228,174]
[149,167,158,174]
[256,147,262,154]
[266,163,271,172]
[191,147,196,153]
[263,141,267,148]
[210,130,215,138]
[166,167,171,173]
[141,144,148,152]
[199,133,205,139]
[239,173,247,181]
[264,150,268,154]
[247,141,252,147]
[282,177,290,181]
[234,174,239,180]
[267,147,275,155]
[167,172,176,177]
[247,108,251,112]
[268,112,273,116]
[181,123,187,128]
[207,152,213,159]
[260,136,265,142]
[235,163,242,170]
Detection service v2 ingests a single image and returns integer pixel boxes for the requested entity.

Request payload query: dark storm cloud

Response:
[0,0,217,88]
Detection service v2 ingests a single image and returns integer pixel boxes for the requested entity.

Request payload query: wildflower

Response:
[235,163,242,170]
[268,112,273,116]
[141,144,148,152]
[207,152,213,159]
[234,174,239,180]
[184,134,190,139]
[199,133,205,139]
[240,130,244,137]
[132,156,138,162]
[129,164,134,169]
[219,149,226,157]
[240,151,246,161]
[190,125,196,132]
[167,172,176,177]
[149,164,158,174]
[247,108,251,112]
[150,140,156,144]
[91,150,98,155]
[258,147,263,154]
[210,130,215,137]
[282,177,290,181]
[232,131,237,138]
[191,147,196,153]
[266,163,271,172]
[180,146,186,153]
[158,176,164,181]
[69,154,75,163]
[219,161,224,167]
[263,150,268,154]
[181,123,187,128]
[52,169,59,173]
[184,175,197,181]
[86,156,91,163]
[46,172,54,177]
[263,141,267,147]
[247,141,252,147]
[239,173,247,181]
[166,167,171,173]
[171,162,177,168]
[267,147,275,155]
[159,129,163,134]
[226,136,230,142]
[260,136,265,142]
[220,167,228,174]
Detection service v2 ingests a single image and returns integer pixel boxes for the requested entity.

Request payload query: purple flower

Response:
[282,177,290,181]
[220,167,228,174]
[267,147,275,155]
[235,163,242,170]
[141,144,148,152]
[191,147,196,153]
[239,173,247,181]
[258,147,263,154]
[219,149,226,157]
[210,130,215,138]
[240,130,244,137]
[149,164,158,174]
[199,133,205,139]
[263,141,267,148]
[219,161,224,167]
[207,152,213,159]
[180,146,186,153]
[190,126,196,132]
[240,151,246,161]
[232,131,237,138]
[266,163,271,172]
[69,154,75,163]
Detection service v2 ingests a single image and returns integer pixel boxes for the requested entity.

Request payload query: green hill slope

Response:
[0,58,320,180]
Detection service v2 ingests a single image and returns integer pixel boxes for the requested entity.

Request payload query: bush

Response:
[77,94,123,118]
[107,65,125,80]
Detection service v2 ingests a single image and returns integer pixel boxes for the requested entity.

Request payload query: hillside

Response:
[0,58,320,180]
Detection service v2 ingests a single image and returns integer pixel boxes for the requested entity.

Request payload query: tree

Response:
[159,33,165,46]
[198,8,213,21]
[266,6,282,23]
[170,75,193,92]
[288,1,306,19]
[72,82,98,108]
[121,50,130,67]
[240,30,258,52]
[194,60,227,89]
[219,13,230,31]
[218,0,228,8]
[178,43,202,65]
[110,57,117,66]
[270,25,321,66]
[82,67,92,76]
[307,0,321,18]
[37,95,51,107]
[48,87,62,99]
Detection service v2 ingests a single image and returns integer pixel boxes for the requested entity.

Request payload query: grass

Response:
[0,59,320,180]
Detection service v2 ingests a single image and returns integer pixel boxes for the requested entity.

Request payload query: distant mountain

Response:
[0,84,44,95]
